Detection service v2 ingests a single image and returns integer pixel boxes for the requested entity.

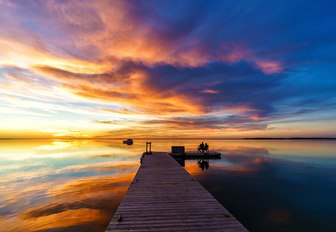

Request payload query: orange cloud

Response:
[0,0,286,139]
[34,65,203,116]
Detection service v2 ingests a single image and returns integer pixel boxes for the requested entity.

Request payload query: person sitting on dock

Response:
[198,142,205,152]
[204,143,209,153]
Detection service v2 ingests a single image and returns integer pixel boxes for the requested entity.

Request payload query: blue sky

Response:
[0,0,335,138]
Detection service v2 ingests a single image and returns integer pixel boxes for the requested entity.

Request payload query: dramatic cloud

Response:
[0,0,335,138]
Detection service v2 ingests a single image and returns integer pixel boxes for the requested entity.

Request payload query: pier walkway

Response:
[106,152,247,231]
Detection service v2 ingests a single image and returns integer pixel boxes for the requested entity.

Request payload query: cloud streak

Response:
[0,0,335,138]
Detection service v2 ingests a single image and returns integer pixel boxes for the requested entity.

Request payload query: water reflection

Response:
[173,157,212,170]
[0,140,140,232]
[197,159,209,171]
[0,139,336,231]
[184,140,336,232]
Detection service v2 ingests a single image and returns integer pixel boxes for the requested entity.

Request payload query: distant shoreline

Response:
[244,137,336,140]
[0,137,335,140]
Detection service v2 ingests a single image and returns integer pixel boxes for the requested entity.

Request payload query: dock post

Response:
[145,141,152,154]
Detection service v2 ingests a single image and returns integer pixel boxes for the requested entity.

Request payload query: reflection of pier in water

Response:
[173,156,216,170]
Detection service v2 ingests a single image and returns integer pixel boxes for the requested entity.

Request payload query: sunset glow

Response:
[1,0,335,138]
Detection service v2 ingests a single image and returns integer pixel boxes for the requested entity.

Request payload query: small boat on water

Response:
[123,138,133,145]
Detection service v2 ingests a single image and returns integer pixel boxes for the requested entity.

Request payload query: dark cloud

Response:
[143,115,267,131]
[144,61,285,117]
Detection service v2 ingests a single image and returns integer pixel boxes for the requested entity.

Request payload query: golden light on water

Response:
[1,139,336,231]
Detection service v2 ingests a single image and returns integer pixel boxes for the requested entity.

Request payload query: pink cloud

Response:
[255,60,283,74]
[219,44,283,74]
[201,89,219,94]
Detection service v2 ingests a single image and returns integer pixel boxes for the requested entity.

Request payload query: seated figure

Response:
[198,142,205,152]
[204,143,209,152]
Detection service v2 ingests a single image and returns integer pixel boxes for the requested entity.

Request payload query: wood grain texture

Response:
[106,152,247,232]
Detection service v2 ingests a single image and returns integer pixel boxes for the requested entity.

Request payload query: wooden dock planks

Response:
[106,152,247,231]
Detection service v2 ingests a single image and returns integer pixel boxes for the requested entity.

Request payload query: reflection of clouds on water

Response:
[186,146,271,175]
[184,142,336,232]
[0,140,141,160]
[0,140,138,232]
[56,161,138,174]
[37,141,84,150]
[1,140,336,231]
[223,146,270,156]
[0,161,45,173]
[0,161,138,186]
[2,208,106,232]
[1,173,136,232]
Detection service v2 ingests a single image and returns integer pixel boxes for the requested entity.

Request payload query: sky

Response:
[0,0,335,138]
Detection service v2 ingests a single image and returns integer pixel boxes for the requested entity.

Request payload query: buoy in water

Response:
[123,139,133,145]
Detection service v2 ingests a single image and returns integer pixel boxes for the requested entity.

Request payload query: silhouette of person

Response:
[198,142,204,152]
[197,159,209,171]
[204,143,209,152]
[204,160,209,170]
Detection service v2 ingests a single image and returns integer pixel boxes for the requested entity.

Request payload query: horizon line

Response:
[0,137,335,140]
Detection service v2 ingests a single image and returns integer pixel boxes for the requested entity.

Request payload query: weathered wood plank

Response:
[106,152,247,231]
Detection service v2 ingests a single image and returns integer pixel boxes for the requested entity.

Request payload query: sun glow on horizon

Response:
[0,0,335,138]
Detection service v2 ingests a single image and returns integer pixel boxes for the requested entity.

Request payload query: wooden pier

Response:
[170,151,221,159]
[106,152,247,231]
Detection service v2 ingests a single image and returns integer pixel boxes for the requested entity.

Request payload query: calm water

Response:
[0,140,336,231]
